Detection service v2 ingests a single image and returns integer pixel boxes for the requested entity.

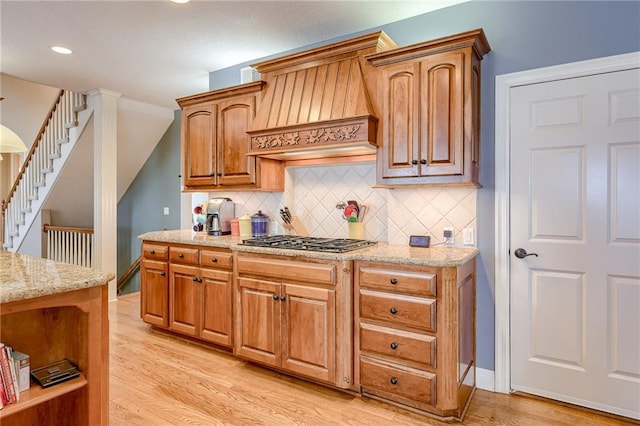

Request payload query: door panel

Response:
[200,269,232,347]
[282,284,335,383]
[510,68,640,419]
[183,104,216,187]
[140,260,168,327]
[217,96,256,186]
[235,277,280,367]
[169,264,199,336]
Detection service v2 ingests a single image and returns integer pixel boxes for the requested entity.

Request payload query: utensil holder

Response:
[283,216,307,236]
[348,222,365,239]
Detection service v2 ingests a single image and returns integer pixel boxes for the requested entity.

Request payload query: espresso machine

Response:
[206,197,234,235]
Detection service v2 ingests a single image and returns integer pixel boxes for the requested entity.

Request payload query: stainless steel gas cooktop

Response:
[239,235,377,253]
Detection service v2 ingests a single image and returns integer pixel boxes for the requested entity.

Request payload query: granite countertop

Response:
[0,251,115,304]
[138,229,479,267]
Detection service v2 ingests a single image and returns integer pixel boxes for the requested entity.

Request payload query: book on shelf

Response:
[0,343,17,404]
[12,351,30,393]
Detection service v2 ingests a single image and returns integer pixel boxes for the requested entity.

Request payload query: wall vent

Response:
[240,66,261,84]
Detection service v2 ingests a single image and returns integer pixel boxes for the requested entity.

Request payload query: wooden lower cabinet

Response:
[140,243,233,349]
[141,243,169,327]
[354,259,476,422]
[235,254,351,389]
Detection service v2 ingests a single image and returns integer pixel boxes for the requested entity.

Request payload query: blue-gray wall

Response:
[121,1,640,371]
[117,109,181,293]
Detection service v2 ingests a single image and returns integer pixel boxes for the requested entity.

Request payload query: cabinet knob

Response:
[390,377,399,385]
[412,160,418,165]
[280,295,286,301]
[211,258,218,263]
[273,294,279,300]
[209,173,215,177]
[193,277,198,282]
[390,278,398,285]
[390,307,398,315]
[150,250,155,255]
[217,173,222,177]
[178,254,184,258]
[160,272,166,277]
[420,159,427,165]
[390,342,398,350]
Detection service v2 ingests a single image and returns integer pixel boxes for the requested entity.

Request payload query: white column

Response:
[89,89,121,301]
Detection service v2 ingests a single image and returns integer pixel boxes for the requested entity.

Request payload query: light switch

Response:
[463,228,475,246]
[163,207,170,216]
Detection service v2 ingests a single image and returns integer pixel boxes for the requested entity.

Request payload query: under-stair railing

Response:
[43,224,94,268]
[1,90,86,250]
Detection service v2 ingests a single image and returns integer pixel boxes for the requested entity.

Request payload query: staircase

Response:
[2,90,90,251]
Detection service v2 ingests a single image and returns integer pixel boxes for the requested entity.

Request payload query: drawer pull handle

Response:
[390,377,399,385]
[211,257,218,263]
[390,342,398,350]
[178,254,184,258]
[150,250,156,255]
[273,294,279,300]
[390,307,398,314]
[390,278,398,285]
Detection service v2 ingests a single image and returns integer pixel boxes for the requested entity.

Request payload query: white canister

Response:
[238,214,252,238]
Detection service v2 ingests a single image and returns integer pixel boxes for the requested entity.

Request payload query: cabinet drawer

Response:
[237,256,336,285]
[169,247,199,265]
[360,289,435,332]
[200,249,233,270]
[360,322,435,368]
[143,243,168,261]
[359,266,436,297]
[360,357,436,405]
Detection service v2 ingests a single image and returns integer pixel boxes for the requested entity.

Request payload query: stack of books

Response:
[0,342,30,409]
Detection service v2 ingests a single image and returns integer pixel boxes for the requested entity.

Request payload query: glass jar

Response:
[251,210,269,238]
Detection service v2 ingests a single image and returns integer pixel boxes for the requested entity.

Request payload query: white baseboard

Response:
[477,367,495,392]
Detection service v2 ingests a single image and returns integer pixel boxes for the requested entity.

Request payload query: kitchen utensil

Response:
[357,204,367,222]
[343,204,356,220]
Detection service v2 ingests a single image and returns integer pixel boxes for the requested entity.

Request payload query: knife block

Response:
[283,216,308,237]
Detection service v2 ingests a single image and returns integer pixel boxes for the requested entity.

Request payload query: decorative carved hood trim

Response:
[248,31,397,160]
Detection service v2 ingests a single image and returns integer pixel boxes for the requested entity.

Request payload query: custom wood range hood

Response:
[247,32,398,160]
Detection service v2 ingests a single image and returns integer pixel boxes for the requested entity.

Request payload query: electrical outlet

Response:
[443,227,454,244]
[163,207,170,216]
[463,228,475,246]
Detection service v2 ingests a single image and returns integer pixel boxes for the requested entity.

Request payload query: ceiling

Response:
[1,0,466,109]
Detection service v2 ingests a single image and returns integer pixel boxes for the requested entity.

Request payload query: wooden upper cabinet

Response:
[183,103,216,187]
[369,28,490,187]
[177,81,284,192]
[217,95,256,186]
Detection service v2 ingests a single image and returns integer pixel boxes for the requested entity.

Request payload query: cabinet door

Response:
[380,62,420,178]
[140,259,169,327]
[217,95,257,186]
[281,283,336,384]
[200,268,233,347]
[419,51,464,176]
[182,103,217,187]
[169,264,200,336]
[235,277,281,367]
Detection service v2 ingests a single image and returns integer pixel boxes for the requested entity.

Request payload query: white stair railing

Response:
[2,90,87,251]
[43,224,94,268]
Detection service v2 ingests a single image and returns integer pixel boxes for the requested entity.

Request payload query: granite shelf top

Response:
[0,251,115,304]
[139,229,479,267]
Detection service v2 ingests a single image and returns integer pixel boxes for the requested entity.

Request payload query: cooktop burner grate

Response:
[239,235,377,253]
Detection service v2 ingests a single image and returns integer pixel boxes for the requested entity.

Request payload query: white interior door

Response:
[510,68,640,419]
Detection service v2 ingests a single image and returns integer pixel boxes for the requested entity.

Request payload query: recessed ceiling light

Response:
[170,0,190,3]
[51,46,73,55]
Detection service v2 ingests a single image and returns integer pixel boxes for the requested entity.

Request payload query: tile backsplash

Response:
[194,162,477,245]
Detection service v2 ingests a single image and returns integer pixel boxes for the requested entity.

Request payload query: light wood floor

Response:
[110,293,635,425]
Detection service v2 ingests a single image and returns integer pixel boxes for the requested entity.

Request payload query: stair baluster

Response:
[2,90,87,250]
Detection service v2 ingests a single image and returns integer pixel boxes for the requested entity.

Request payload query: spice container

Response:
[238,214,252,238]
[251,210,269,237]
